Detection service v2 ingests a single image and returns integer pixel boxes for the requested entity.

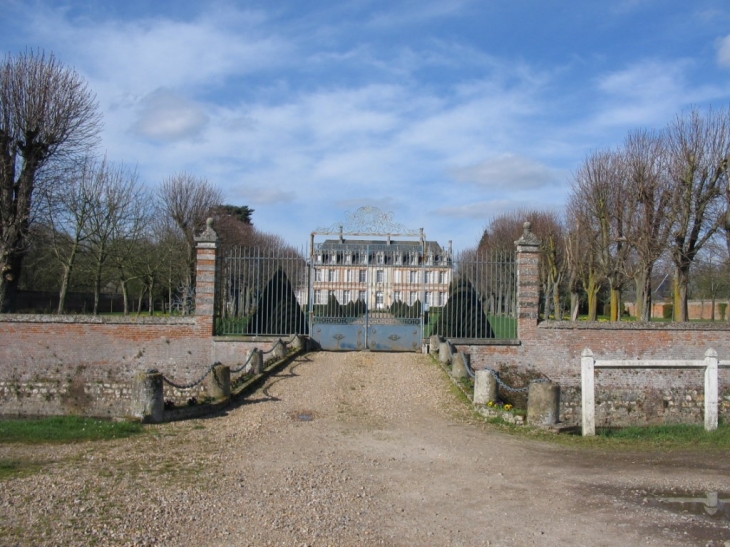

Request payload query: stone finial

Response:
[195,217,218,243]
[515,221,541,247]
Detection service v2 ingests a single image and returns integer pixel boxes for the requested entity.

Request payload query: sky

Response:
[2,0,730,250]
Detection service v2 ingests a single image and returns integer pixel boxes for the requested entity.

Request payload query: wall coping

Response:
[213,335,287,343]
[0,314,197,325]
[446,338,521,346]
[539,320,730,331]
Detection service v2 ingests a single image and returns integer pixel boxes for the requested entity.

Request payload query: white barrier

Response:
[581,348,728,436]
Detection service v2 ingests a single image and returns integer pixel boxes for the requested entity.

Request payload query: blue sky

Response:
[2,0,730,249]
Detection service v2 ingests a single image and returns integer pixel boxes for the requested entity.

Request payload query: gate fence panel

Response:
[214,245,516,341]
[427,249,516,340]
[215,246,309,336]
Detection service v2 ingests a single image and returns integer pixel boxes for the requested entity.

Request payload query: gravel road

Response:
[1,351,729,546]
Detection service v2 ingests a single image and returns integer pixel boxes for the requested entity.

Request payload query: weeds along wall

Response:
[458,323,730,426]
[0,224,271,418]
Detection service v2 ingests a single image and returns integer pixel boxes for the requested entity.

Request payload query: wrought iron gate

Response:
[308,207,450,352]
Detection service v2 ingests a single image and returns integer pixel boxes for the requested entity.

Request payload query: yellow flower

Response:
[504,404,512,411]
[487,401,493,407]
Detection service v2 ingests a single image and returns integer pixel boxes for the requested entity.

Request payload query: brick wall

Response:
[2,220,728,425]
[624,300,730,321]
[457,322,730,426]
[453,223,730,426]
[0,223,275,418]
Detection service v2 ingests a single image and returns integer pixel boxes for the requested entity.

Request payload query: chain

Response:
[161,335,300,389]
[162,363,217,390]
[230,349,256,374]
[443,338,550,393]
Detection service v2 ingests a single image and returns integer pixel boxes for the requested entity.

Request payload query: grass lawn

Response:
[0,415,143,444]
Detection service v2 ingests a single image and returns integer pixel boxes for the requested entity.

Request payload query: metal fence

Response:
[214,245,516,340]
[426,249,516,340]
[215,246,309,336]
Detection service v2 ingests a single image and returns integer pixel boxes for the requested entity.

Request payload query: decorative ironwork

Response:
[313,206,421,237]
[388,334,401,341]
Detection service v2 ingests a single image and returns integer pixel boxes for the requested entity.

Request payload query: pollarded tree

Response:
[570,149,633,321]
[665,107,730,321]
[621,129,673,321]
[0,50,101,311]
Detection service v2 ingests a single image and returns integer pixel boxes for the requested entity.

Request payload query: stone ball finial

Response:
[515,220,540,247]
[195,217,218,243]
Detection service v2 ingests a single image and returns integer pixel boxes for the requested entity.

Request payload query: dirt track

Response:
[1,351,729,546]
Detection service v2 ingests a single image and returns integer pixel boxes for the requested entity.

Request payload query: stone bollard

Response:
[251,349,264,375]
[130,369,164,423]
[473,369,498,405]
[439,341,452,364]
[451,352,469,379]
[429,335,441,356]
[527,381,560,426]
[206,364,231,399]
[273,339,287,360]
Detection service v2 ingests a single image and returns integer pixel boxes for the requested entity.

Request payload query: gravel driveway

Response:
[1,351,729,546]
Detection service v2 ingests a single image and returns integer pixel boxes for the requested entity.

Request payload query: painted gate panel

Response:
[311,321,365,351]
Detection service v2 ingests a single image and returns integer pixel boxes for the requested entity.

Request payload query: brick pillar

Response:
[194,218,219,335]
[514,222,541,340]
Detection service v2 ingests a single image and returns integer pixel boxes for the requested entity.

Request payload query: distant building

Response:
[311,238,452,310]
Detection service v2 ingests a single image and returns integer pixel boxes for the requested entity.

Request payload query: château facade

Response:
[311,238,452,311]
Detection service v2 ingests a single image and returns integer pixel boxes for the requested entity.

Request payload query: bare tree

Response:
[664,107,730,321]
[621,129,673,321]
[40,156,99,313]
[565,194,604,320]
[157,173,223,312]
[0,50,101,311]
[570,149,633,321]
[86,159,145,315]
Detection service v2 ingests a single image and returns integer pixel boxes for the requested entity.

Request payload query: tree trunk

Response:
[586,275,600,321]
[121,280,129,315]
[92,259,103,315]
[673,264,690,322]
[570,291,580,321]
[57,265,72,314]
[610,287,621,322]
[635,266,653,322]
[148,277,154,315]
[0,252,23,313]
[552,282,562,321]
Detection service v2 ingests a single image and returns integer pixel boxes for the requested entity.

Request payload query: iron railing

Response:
[427,249,516,340]
[214,245,516,340]
[215,246,309,336]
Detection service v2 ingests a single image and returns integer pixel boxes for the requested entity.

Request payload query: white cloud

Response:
[450,154,561,190]
[228,185,296,205]
[716,35,730,68]
[591,60,694,127]
[19,4,291,96]
[132,89,208,141]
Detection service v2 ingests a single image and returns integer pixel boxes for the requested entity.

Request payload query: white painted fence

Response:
[581,348,729,436]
